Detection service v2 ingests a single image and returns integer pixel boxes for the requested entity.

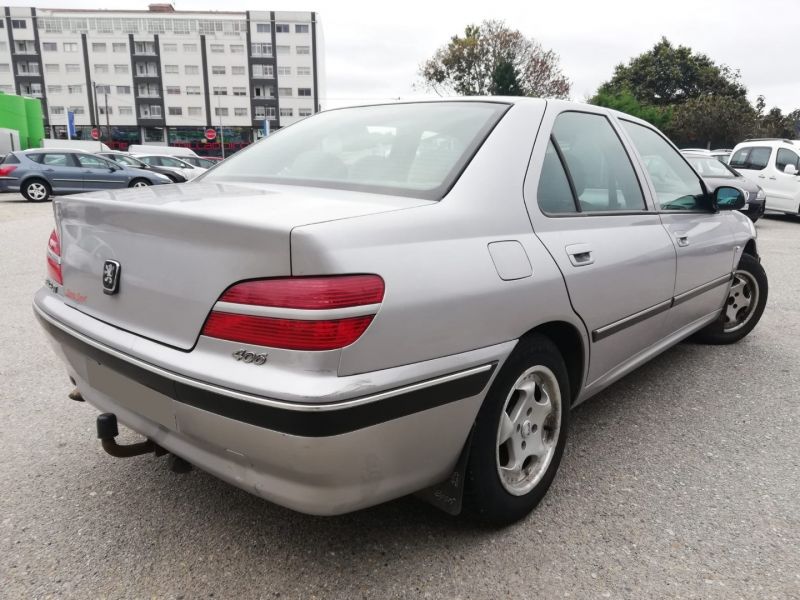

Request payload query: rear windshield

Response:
[1,154,19,164]
[202,102,509,199]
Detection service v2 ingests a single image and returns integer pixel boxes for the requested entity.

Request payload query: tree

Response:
[753,97,800,138]
[666,95,756,148]
[597,37,746,106]
[419,20,570,98]
[590,88,671,129]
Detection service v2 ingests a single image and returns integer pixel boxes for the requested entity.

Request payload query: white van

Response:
[127,144,198,158]
[41,139,111,152]
[729,139,800,215]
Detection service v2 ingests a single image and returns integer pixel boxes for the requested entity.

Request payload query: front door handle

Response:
[768,176,777,180]
[758,175,766,179]
[676,234,690,247]
[565,243,594,267]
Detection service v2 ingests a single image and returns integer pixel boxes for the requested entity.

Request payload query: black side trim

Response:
[672,274,732,307]
[37,312,496,437]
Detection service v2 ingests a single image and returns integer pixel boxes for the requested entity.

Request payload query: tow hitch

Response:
[95,413,191,472]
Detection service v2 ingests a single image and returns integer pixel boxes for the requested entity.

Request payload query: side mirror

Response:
[714,185,746,211]
[784,163,798,175]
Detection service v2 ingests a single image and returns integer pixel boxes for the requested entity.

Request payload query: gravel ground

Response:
[1,195,798,599]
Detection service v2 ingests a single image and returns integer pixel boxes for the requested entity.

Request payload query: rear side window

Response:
[543,112,646,213]
[537,140,578,214]
[776,148,800,172]
[2,154,20,164]
[621,121,705,211]
[730,146,771,170]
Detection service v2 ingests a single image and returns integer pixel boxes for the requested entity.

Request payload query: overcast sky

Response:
[13,0,799,112]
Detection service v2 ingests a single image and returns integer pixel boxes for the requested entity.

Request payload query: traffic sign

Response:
[205,128,217,141]
[91,127,100,140]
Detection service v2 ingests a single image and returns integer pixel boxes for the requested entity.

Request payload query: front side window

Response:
[775,148,800,173]
[546,112,646,212]
[204,102,509,200]
[729,146,771,171]
[621,120,705,211]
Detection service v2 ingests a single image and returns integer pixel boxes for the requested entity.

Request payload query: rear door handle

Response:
[768,176,777,180]
[565,243,594,266]
[758,175,766,179]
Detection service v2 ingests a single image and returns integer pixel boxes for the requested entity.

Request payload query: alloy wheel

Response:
[27,182,48,200]
[723,270,759,333]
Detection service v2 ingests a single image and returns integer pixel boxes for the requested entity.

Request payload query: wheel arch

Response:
[519,320,586,405]
[743,238,757,258]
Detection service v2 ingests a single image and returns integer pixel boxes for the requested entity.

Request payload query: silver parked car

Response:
[0,149,171,201]
[34,99,767,524]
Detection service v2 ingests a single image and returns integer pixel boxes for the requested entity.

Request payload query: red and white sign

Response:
[205,128,217,141]
[91,128,101,140]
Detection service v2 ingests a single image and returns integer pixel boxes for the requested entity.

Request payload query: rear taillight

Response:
[202,275,384,351]
[0,165,17,177]
[46,229,63,286]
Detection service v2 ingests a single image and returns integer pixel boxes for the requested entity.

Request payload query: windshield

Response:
[685,155,737,178]
[113,155,146,168]
[203,102,509,199]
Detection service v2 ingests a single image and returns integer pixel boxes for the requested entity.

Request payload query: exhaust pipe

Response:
[96,413,156,458]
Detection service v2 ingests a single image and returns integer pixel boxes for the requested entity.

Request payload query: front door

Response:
[619,120,737,332]
[525,108,676,386]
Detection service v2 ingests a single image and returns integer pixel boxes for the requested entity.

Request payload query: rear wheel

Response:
[129,178,151,188]
[22,178,51,202]
[464,334,570,525]
[692,253,767,344]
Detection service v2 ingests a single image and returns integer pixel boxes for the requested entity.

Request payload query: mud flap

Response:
[415,430,473,515]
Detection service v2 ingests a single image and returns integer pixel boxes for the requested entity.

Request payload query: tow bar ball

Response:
[95,413,192,472]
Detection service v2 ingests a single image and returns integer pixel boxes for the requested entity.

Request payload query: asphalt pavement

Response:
[1,194,798,599]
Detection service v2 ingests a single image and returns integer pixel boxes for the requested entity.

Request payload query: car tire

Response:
[21,178,51,202]
[692,253,768,345]
[129,178,151,188]
[464,333,570,526]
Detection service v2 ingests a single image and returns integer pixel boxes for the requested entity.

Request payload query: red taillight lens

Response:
[0,165,17,177]
[46,228,63,285]
[219,275,384,309]
[202,275,384,351]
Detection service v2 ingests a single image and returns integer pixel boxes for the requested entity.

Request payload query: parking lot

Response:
[1,193,798,599]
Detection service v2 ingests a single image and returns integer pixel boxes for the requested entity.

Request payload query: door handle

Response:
[676,233,690,247]
[565,243,594,266]
[768,176,777,180]
[757,175,766,179]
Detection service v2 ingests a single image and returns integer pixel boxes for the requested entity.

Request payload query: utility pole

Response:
[104,92,111,146]
[217,92,225,159]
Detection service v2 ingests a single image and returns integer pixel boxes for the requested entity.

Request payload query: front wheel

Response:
[22,178,51,202]
[692,253,768,344]
[129,178,151,188]
[464,334,570,525]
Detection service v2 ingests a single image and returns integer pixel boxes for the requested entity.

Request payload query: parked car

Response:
[0,149,171,201]
[729,139,800,216]
[710,149,733,163]
[127,144,198,159]
[97,151,187,183]
[34,99,767,524]
[682,151,765,221]
[179,155,221,169]
[131,154,206,181]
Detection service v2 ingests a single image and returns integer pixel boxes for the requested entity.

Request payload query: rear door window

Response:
[730,146,772,171]
[537,140,578,214]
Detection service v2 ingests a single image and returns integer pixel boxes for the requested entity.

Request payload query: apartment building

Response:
[0,4,325,154]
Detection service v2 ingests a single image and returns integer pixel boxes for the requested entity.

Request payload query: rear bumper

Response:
[34,290,511,515]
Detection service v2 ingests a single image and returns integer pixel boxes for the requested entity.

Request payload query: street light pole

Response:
[217,92,225,159]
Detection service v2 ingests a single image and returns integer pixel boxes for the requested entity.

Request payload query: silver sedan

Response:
[34,99,767,524]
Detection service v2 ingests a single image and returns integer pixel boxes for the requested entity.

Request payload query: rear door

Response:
[772,148,800,213]
[619,120,736,333]
[30,152,84,192]
[75,153,128,190]
[524,107,676,386]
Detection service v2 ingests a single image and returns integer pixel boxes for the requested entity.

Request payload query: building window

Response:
[234,107,247,117]
[276,45,290,55]
[168,107,182,116]
[42,42,57,52]
[113,43,127,53]
[210,44,224,53]
[215,107,229,117]
[278,87,292,97]
[185,65,199,75]
[14,40,36,54]
[118,106,133,115]
[230,44,244,53]
[98,106,113,115]
[213,87,227,96]
[251,43,272,57]
[188,107,202,116]
[135,62,158,76]
[69,106,85,115]
[114,64,129,74]
[95,85,110,94]
[186,86,201,95]
[92,43,107,52]
[45,64,59,73]
[0,64,8,73]
[65,64,80,73]
[296,46,310,55]
[140,105,162,118]
[63,42,79,52]
[116,85,131,94]
[254,106,265,120]
[50,106,65,115]
[11,19,27,30]
[277,66,291,76]
[47,85,63,94]
[297,66,311,76]
[21,82,42,97]
[256,23,270,33]
[299,108,312,117]
[17,62,40,75]
[173,20,191,35]
[94,64,109,73]
[232,87,247,96]
[253,85,273,98]
[275,24,290,33]
[134,41,155,55]
[183,43,197,52]
[164,64,179,74]
[163,43,177,52]
[231,66,245,75]
[280,107,293,117]
[212,65,226,75]
[298,88,312,97]
[252,64,273,78]
[137,83,160,97]
[295,24,309,33]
